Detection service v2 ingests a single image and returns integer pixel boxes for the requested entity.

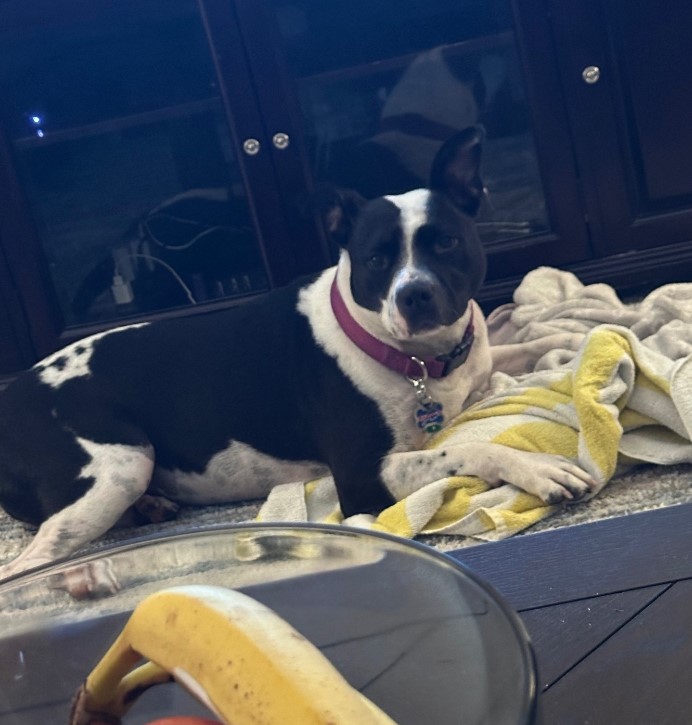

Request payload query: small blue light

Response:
[36,129,44,138]
[30,115,42,125]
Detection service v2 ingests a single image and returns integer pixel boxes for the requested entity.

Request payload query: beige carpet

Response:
[1,462,692,568]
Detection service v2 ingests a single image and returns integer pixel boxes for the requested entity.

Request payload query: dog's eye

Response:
[435,236,460,253]
[366,253,389,270]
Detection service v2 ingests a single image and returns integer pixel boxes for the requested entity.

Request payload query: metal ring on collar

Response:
[406,356,429,383]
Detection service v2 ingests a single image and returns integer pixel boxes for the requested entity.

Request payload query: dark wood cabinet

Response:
[0,246,32,373]
[0,0,335,368]
[549,0,692,241]
[0,0,691,376]
[542,0,692,277]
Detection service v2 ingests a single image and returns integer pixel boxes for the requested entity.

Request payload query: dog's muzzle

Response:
[394,280,445,334]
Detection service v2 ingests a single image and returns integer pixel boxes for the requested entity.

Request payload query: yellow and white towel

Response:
[259,268,692,541]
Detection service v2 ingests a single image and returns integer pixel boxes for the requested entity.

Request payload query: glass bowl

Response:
[0,524,536,724]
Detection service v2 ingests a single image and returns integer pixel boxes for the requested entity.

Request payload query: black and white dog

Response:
[0,127,594,583]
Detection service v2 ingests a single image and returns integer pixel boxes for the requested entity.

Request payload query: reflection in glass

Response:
[270,0,549,245]
[0,0,268,328]
[298,44,549,244]
[273,0,513,76]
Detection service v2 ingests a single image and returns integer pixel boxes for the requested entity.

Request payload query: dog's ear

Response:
[312,184,366,248]
[429,125,485,216]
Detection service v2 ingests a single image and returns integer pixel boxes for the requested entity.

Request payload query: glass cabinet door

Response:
[0,0,269,329]
[261,0,558,246]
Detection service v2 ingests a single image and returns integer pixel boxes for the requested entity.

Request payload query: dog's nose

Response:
[397,281,436,314]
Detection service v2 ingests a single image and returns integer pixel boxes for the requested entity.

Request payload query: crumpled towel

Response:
[258,267,692,541]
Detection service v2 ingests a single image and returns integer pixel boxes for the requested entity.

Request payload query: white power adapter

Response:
[111,274,134,305]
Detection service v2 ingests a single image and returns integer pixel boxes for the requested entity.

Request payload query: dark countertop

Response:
[449,502,692,724]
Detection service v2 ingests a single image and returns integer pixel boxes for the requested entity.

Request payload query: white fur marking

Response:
[384,188,430,247]
[37,323,148,389]
[0,438,154,579]
[382,189,433,339]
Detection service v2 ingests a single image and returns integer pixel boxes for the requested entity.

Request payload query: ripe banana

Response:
[69,584,399,725]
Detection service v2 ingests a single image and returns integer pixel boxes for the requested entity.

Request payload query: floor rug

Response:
[1,462,691,567]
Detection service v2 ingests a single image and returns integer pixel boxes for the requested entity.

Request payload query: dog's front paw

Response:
[50,560,120,599]
[497,452,599,504]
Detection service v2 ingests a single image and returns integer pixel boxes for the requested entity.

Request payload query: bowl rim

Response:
[0,521,538,724]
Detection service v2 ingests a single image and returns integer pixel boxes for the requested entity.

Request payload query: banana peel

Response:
[69,585,399,725]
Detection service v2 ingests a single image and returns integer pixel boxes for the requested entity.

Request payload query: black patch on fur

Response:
[347,197,403,313]
[51,356,68,370]
[0,376,95,524]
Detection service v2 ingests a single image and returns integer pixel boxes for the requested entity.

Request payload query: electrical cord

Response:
[141,215,231,251]
[114,252,197,305]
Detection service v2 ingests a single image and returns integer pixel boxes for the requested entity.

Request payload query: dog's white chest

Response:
[389,372,481,448]
[152,441,328,504]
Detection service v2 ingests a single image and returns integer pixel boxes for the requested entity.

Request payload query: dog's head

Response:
[321,126,487,341]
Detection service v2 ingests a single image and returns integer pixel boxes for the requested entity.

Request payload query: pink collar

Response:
[329,276,474,379]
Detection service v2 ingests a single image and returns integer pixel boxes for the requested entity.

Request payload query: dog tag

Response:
[415,400,444,434]
[407,358,445,434]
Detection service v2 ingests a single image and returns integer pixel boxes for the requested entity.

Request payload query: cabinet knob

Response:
[582,65,601,84]
[272,132,290,150]
[242,138,261,156]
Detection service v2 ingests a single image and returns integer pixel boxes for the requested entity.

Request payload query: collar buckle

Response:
[435,321,475,376]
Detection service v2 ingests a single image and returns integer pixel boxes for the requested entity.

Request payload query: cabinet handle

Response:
[242,138,261,156]
[272,132,290,150]
[582,65,601,84]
